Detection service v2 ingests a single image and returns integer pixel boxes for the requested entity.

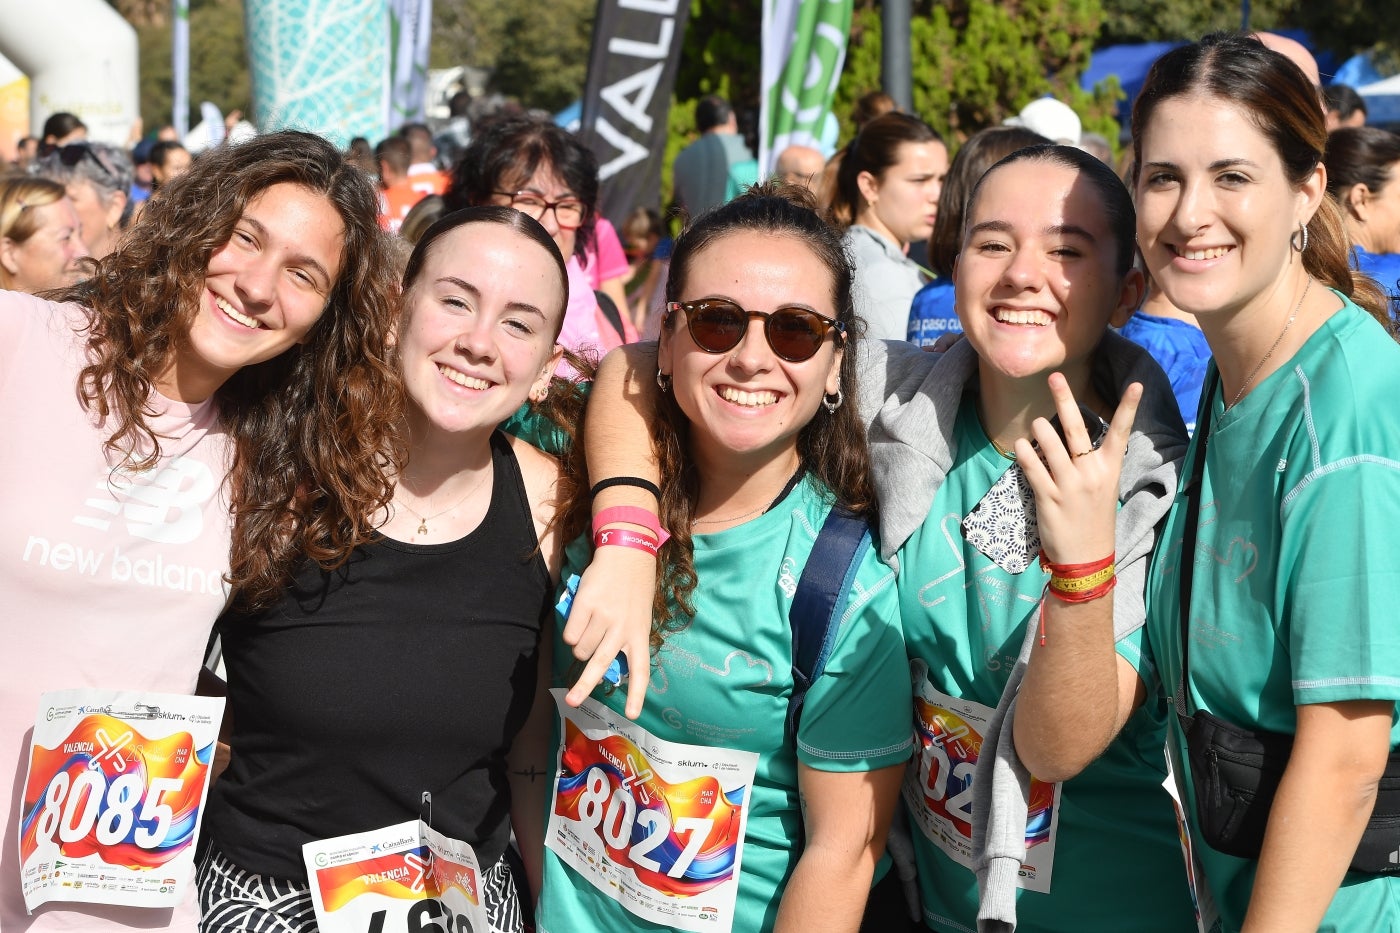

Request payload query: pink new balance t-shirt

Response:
[0,293,233,931]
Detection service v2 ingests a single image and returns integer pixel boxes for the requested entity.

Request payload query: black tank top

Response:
[207,431,551,881]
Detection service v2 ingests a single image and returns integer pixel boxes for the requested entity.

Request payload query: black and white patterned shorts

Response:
[197,843,523,933]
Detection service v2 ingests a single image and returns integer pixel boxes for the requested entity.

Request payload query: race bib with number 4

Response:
[18,688,224,912]
[303,820,490,933]
[546,690,759,933]
[902,660,1063,892]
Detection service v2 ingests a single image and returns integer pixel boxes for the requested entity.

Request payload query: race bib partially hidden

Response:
[546,690,759,933]
[1163,736,1222,933]
[901,661,1062,893]
[303,820,490,933]
[18,688,224,913]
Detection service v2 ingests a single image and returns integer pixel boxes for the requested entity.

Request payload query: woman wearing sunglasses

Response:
[533,185,911,933]
[579,148,1197,932]
[445,116,635,368]
[36,142,134,260]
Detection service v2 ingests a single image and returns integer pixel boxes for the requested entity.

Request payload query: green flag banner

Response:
[760,0,853,175]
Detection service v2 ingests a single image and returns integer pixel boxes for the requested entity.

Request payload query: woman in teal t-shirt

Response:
[535,185,912,933]
[1130,34,1400,931]
[859,146,1198,932]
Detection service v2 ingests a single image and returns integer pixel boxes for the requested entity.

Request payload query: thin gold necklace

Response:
[1230,275,1312,409]
[691,502,770,527]
[394,468,490,536]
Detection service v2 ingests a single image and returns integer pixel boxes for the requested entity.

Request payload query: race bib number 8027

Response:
[545,691,759,933]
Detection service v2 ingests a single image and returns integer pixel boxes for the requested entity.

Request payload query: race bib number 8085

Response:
[18,689,224,912]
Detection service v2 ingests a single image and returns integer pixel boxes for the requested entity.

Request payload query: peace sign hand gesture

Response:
[1014,373,1142,567]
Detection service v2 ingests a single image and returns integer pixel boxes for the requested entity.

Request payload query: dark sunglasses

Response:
[57,143,120,185]
[666,298,846,363]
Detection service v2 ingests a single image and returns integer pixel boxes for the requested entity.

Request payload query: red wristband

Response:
[593,527,660,556]
[593,505,671,545]
[1037,552,1117,646]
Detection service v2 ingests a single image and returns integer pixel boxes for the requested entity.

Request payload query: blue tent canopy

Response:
[1083,31,1335,132]
[1081,41,1184,130]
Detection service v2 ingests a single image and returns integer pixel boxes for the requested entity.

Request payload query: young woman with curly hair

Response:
[0,130,403,932]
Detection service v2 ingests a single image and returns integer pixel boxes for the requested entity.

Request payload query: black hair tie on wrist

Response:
[590,476,662,500]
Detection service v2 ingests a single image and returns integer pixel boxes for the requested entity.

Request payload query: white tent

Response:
[1358,74,1400,125]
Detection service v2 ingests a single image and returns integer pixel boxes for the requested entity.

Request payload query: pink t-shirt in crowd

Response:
[584,219,630,289]
[0,293,233,931]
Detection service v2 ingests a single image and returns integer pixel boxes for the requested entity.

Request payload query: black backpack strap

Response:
[787,505,872,740]
[593,289,627,340]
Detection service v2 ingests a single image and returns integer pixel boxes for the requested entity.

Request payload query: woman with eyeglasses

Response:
[445,116,635,368]
[0,174,90,292]
[533,184,911,933]
[35,142,134,259]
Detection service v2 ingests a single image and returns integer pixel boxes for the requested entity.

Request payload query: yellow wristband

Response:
[1049,564,1115,594]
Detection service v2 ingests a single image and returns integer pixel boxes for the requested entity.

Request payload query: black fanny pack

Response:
[1174,390,1400,875]
[1178,709,1400,873]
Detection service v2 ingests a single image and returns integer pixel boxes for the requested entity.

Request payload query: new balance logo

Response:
[74,457,216,544]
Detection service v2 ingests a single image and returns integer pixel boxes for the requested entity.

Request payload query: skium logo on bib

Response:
[20,456,224,595]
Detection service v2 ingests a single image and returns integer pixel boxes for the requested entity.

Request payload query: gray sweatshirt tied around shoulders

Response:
[855,334,1188,932]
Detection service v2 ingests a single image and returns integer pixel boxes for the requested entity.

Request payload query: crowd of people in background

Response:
[4,25,1400,933]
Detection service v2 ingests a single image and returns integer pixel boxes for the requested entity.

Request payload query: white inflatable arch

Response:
[0,0,138,145]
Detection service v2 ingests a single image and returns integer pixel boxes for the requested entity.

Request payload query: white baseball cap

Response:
[1004,98,1082,145]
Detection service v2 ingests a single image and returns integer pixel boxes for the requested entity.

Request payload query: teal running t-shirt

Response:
[536,476,913,933]
[900,397,1196,933]
[1146,297,1400,932]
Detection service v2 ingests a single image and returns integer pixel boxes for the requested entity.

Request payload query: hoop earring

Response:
[656,370,672,394]
[1291,221,1309,253]
[822,388,843,413]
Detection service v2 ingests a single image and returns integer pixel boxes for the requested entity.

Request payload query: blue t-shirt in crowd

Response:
[906,279,960,346]
[1117,312,1211,434]
[1351,244,1400,317]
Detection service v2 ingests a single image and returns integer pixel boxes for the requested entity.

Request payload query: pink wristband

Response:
[593,527,661,556]
[593,505,672,545]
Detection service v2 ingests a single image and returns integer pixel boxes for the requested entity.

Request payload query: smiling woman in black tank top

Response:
[199,207,613,933]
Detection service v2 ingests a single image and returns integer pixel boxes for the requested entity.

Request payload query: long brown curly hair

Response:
[650,183,875,643]
[48,130,407,611]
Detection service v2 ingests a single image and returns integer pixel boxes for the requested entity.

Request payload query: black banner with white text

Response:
[578,0,691,225]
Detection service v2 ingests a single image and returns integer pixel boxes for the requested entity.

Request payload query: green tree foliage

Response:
[1098,0,1285,47]
[127,0,249,134]
[1099,0,1398,59]
[489,0,595,112]
[432,0,594,113]
[833,0,1122,149]
[430,0,511,73]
